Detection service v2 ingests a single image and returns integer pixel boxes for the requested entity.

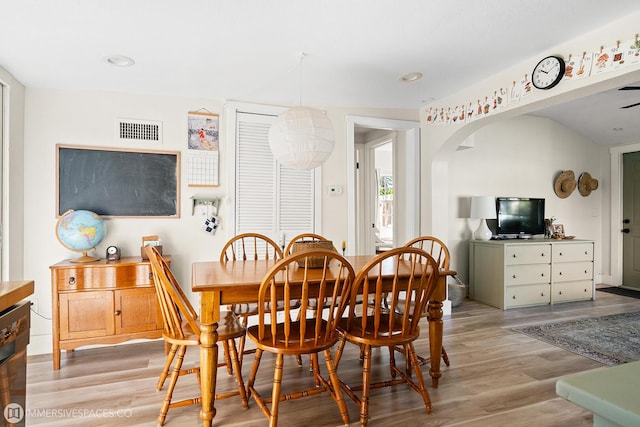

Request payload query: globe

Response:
[56,209,106,263]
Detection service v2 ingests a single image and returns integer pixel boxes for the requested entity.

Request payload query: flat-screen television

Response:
[495,197,545,238]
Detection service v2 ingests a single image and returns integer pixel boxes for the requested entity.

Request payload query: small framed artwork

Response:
[551,224,565,238]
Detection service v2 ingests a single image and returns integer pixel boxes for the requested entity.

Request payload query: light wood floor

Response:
[26,288,640,426]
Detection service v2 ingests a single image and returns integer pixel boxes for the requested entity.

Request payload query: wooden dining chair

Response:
[334,246,439,426]
[285,233,336,368]
[220,232,288,365]
[145,246,248,426]
[245,249,356,427]
[400,235,451,367]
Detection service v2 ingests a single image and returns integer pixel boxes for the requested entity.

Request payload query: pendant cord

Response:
[298,52,307,106]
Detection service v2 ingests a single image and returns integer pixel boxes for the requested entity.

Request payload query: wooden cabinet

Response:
[469,240,594,310]
[50,256,169,370]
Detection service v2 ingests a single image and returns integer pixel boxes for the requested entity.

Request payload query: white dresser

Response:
[469,239,594,310]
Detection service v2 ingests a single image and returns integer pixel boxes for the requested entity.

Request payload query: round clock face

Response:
[107,246,118,255]
[532,56,565,90]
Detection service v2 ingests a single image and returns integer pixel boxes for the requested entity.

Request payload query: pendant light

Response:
[268,53,335,170]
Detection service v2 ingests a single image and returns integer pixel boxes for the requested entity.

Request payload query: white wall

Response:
[446,115,606,286]
[22,88,417,355]
[0,67,25,281]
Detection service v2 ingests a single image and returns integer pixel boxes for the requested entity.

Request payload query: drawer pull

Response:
[559,272,563,275]
[114,310,122,316]
[559,252,563,256]
[559,291,562,295]
[540,273,544,277]
[540,253,545,257]
[68,277,76,286]
[512,254,517,258]
[512,275,517,279]
[512,295,516,299]
[541,293,545,297]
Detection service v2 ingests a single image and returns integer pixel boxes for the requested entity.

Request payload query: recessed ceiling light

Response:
[399,72,423,82]
[105,55,135,67]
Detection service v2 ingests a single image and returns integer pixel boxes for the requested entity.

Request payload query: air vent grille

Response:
[116,119,163,143]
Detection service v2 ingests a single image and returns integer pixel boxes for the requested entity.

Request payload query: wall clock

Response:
[106,245,121,261]
[532,55,565,90]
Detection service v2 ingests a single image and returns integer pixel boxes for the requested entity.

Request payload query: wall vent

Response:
[115,118,163,143]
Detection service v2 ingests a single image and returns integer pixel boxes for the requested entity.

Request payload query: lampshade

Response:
[470,196,497,219]
[470,196,496,241]
[268,106,335,170]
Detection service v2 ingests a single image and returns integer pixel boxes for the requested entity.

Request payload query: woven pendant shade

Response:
[268,106,335,170]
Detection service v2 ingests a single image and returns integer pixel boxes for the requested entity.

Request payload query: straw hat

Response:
[578,172,599,197]
[554,170,577,198]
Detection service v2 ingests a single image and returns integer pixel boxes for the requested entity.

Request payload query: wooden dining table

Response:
[192,255,455,427]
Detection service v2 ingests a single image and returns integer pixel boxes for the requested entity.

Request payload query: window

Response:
[225,104,320,249]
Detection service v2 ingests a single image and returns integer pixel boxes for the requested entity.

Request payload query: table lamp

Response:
[470,196,496,240]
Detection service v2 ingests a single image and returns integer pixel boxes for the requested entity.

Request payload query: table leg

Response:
[199,322,218,427]
[427,299,443,388]
[199,291,220,427]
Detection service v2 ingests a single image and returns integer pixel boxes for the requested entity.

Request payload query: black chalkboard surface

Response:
[57,145,180,217]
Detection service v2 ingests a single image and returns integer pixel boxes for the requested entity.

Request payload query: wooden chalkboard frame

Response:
[56,144,181,218]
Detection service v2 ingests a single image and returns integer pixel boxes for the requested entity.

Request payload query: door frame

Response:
[346,115,420,255]
[610,143,640,286]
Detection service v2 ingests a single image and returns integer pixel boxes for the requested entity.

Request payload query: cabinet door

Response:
[114,288,163,334]
[59,291,115,340]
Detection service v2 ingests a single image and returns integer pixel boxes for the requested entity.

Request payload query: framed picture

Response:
[551,224,565,235]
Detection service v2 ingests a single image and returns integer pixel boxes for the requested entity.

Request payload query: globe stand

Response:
[70,250,99,263]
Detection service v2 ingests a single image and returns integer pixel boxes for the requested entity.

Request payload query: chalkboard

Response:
[57,145,180,217]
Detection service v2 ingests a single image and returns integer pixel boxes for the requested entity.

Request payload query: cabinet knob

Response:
[559,272,563,275]
[559,252,563,256]
[540,253,545,257]
[540,273,544,277]
[559,291,562,295]
[114,310,121,316]
[512,295,516,299]
[512,254,517,258]
[541,293,545,297]
[68,277,76,285]
[512,275,517,279]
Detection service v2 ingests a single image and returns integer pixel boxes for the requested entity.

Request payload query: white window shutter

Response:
[234,110,316,246]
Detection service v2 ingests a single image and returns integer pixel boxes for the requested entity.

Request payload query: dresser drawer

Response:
[506,244,551,265]
[506,284,550,308]
[555,281,594,302]
[552,242,593,262]
[506,264,551,286]
[55,264,153,291]
[553,261,593,283]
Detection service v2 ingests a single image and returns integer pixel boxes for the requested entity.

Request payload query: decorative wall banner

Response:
[425,32,640,127]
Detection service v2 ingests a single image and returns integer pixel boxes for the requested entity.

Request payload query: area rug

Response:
[513,311,640,365]
[597,286,640,299]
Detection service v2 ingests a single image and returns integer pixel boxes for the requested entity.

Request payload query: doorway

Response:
[362,134,394,254]
[346,115,420,255]
[622,151,640,289]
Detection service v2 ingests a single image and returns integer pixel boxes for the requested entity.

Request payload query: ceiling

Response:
[1,0,640,145]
